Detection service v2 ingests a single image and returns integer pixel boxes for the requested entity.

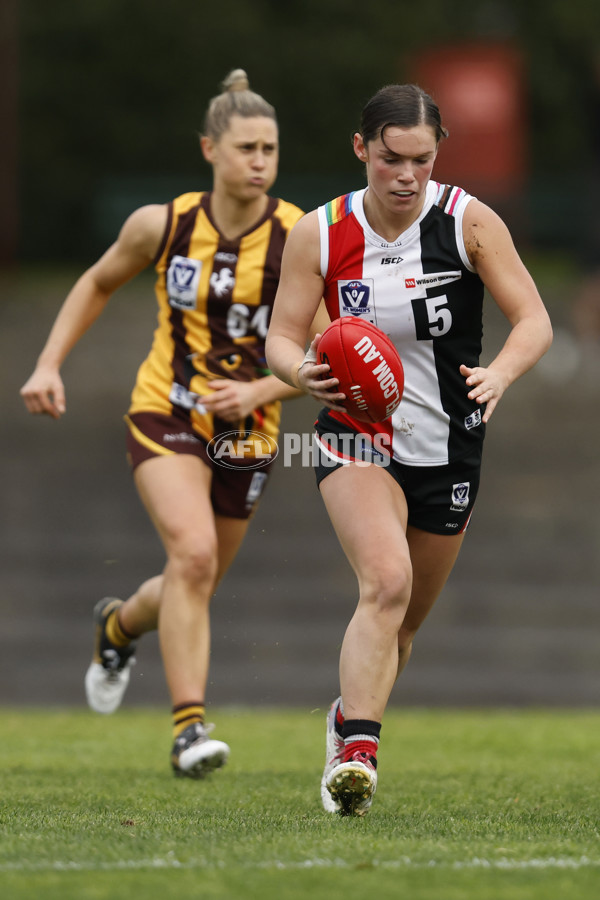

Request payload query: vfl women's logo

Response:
[338,279,374,318]
[167,255,202,310]
[450,482,470,511]
[465,409,482,430]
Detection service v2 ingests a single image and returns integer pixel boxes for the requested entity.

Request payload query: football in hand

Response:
[317,318,404,423]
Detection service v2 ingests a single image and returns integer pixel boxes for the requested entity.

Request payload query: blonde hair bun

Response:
[203,70,276,140]
[221,69,250,93]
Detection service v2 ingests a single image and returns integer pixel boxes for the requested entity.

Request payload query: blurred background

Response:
[1,0,599,709]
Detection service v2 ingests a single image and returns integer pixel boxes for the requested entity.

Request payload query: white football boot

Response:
[326,753,378,817]
[84,598,136,714]
[320,698,345,813]
[171,722,230,778]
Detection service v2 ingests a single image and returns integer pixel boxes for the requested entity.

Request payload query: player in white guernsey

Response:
[266,83,552,816]
[314,181,486,466]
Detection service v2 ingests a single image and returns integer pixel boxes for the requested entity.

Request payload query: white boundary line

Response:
[0,855,598,873]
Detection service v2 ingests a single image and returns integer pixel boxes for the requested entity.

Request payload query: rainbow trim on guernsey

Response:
[325,192,356,226]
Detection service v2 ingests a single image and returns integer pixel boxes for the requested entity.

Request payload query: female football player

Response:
[266,82,552,815]
[21,70,309,777]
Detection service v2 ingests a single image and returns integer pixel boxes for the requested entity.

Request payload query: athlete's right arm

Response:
[266,212,344,408]
[20,204,168,419]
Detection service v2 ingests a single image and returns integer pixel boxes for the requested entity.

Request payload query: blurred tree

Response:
[15,0,600,260]
[0,0,18,263]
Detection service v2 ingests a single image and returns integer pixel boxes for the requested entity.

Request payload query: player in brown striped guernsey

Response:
[21,69,318,777]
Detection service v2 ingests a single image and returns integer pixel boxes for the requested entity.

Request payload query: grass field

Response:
[1,708,599,899]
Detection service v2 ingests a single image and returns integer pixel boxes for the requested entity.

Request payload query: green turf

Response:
[0,708,599,899]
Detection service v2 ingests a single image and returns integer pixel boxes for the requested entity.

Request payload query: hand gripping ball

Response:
[317,318,404,423]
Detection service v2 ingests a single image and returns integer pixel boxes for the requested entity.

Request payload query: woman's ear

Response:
[353,133,368,163]
[200,134,215,164]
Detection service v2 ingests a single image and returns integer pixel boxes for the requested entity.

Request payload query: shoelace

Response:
[176,722,216,750]
[192,722,216,739]
[331,747,375,770]
[349,750,376,770]
[102,648,136,673]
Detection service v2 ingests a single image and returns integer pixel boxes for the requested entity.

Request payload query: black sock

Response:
[341,719,381,767]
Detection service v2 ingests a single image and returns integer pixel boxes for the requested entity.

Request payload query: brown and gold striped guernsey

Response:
[128,191,303,447]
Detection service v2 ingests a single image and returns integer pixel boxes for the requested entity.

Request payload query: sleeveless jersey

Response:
[129,191,304,449]
[318,183,485,466]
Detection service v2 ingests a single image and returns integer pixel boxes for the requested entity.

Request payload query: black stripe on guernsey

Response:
[153,202,174,266]
[261,210,288,306]
[200,193,245,382]
[167,204,199,393]
[200,194,281,385]
[258,201,289,373]
[436,184,453,212]
[419,200,485,460]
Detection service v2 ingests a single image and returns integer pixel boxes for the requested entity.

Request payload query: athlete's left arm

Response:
[460,199,553,422]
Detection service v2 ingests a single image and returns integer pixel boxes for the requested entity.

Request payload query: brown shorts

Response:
[125,411,275,520]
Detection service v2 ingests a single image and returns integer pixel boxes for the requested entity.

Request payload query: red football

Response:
[317,318,404,423]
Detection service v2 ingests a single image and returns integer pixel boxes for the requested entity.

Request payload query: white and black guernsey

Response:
[318,182,485,466]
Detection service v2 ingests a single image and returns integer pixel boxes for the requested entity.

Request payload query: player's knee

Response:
[360,563,412,613]
[168,539,218,588]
